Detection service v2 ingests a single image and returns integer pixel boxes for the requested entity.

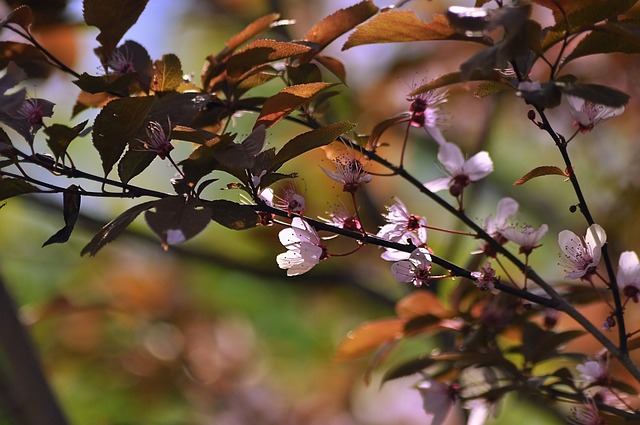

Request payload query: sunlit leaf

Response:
[150,53,183,93]
[226,39,311,80]
[514,165,567,186]
[344,12,459,50]
[42,185,81,246]
[145,196,212,250]
[44,121,88,161]
[171,126,217,145]
[255,82,337,128]
[81,200,160,256]
[268,121,354,172]
[334,318,405,361]
[83,0,149,64]
[0,177,40,201]
[206,199,258,230]
[305,0,379,56]
[474,80,514,98]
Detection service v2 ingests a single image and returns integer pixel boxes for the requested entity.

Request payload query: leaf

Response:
[92,96,155,176]
[409,70,503,96]
[206,199,258,230]
[268,121,354,172]
[42,185,81,246]
[0,62,26,114]
[0,177,40,201]
[474,80,514,98]
[145,196,212,250]
[2,5,33,32]
[304,0,379,57]
[558,82,630,107]
[81,200,159,256]
[563,25,640,65]
[395,290,450,319]
[117,148,155,184]
[314,55,347,83]
[44,121,88,161]
[543,0,637,29]
[334,318,405,361]
[83,0,149,64]
[214,124,265,169]
[226,39,311,80]
[171,126,217,144]
[150,54,183,93]
[344,12,458,50]
[73,72,139,96]
[0,41,48,73]
[255,82,336,128]
[382,357,436,383]
[514,166,567,186]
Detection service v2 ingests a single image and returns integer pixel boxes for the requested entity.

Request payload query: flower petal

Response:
[424,176,452,193]
[437,142,464,173]
[463,151,493,181]
[391,260,416,283]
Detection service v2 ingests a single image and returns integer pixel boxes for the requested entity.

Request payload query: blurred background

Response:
[1,0,640,424]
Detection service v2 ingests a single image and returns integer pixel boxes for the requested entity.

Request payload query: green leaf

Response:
[559,82,630,107]
[145,196,212,250]
[150,54,183,93]
[255,82,337,128]
[514,165,567,186]
[268,121,354,172]
[206,199,258,230]
[83,0,149,64]
[343,12,459,50]
[92,96,155,176]
[44,121,88,161]
[0,177,40,201]
[42,185,81,246]
[81,200,159,256]
[226,39,311,81]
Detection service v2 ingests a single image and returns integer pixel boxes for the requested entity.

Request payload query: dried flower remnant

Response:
[424,142,493,197]
[567,95,624,133]
[138,118,174,160]
[617,251,640,303]
[558,224,607,280]
[276,217,327,276]
[391,248,432,287]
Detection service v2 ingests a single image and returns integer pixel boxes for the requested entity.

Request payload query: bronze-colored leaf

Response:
[513,165,567,186]
[334,318,405,361]
[255,82,336,128]
[314,55,347,83]
[409,69,502,96]
[474,80,514,98]
[564,23,640,65]
[226,39,311,80]
[150,53,183,93]
[395,290,450,320]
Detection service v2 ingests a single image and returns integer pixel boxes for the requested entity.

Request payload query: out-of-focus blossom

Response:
[502,224,548,255]
[391,248,432,287]
[479,197,518,256]
[416,379,458,425]
[617,251,640,303]
[577,355,610,387]
[406,83,448,145]
[558,224,607,280]
[470,262,498,293]
[568,398,605,425]
[276,217,326,276]
[424,142,493,197]
[567,95,624,133]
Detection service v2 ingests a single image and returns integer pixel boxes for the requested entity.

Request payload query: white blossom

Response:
[391,248,432,287]
[558,224,607,280]
[276,218,326,276]
[502,224,548,255]
[567,95,624,133]
[617,251,640,303]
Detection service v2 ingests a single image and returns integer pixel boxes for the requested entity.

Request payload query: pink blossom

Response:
[416,379,458,425]
[276,218,327,276]
[320,148,371,193]
[558,224,607,280]
[568,398,605,425]
[424,142,493,197]
[470,262,498,293]
[480,197,518,256]
[617,251,640,303]
[502,224,548,255]
[567,95,624,133]
[377,198,428,261]
[318,204,362,232]
[391,248,432,287]
[406,84,448,145]
[577,355,610,387]
[138,118,174,159]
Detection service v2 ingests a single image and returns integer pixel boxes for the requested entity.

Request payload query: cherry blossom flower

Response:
[391,248,432,287]
[577,355,610,387]
[617,251,640,303]
[0,96,55,144]
[424,142,493,197]
[377,198,428,261]
[138,118,174,160]
[276,217,327,276]
[471,262,498,293]
[320,149,372,193]
[271,185,305,215]
[318,204,362,232]
[502,223,548,255]
[567,95,624,133]
[406,84,448,145]
[416,379,458,425]
[568,398,605,425]
[558,224,607,280]
[480,197,518,256]
[108,49,136,75]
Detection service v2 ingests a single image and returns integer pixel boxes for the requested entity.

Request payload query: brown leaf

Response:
[226,39,311,80]
[255,82,336,128]
[395,290,450,320]
[343,12,455,50]
[2,5,33,31]
[513,165,568,186]
[151,54,183,92]
[314,55,347,83]
[334,318,405,361]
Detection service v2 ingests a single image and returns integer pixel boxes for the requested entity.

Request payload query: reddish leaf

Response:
[513,166,567,186]
[474,80,514,98]
[314,55,347,83]
[2,5,33,31]
[227,39,311,81]
[343,12,457,50]
[150,54,183,93]
[255,82,336,128]
[83,0,149,64]
[535,0,637,28]
[73,72,139,96]
[303,0,378,59]
[395,290,450,320]
[408,69,502,96]
[334,318,405,361]
[145,196,212,250]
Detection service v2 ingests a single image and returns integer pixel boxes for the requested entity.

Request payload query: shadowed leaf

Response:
[314,55,347,83]
[409,70,502,96]
[81,200,159,256]
[73,72,139,96]
[0,41,47,73]
[558,82,630,107]
[382,357,436,383]
[514,166,567,186]
[0,177,40,201]
[117,149,156,184]
[214,124,265,169]
[255,82,336,128]
[43,185,81,246]
[2,5,33,31]
[44,121,88,161]
[145,196,212,250]
[151,54,183,93]
[207,199,258,230]
[539,0,637,29]
[564,23,640,65]
[268,121,354,172]
[334,318,405,361]
[83,0,149,64]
